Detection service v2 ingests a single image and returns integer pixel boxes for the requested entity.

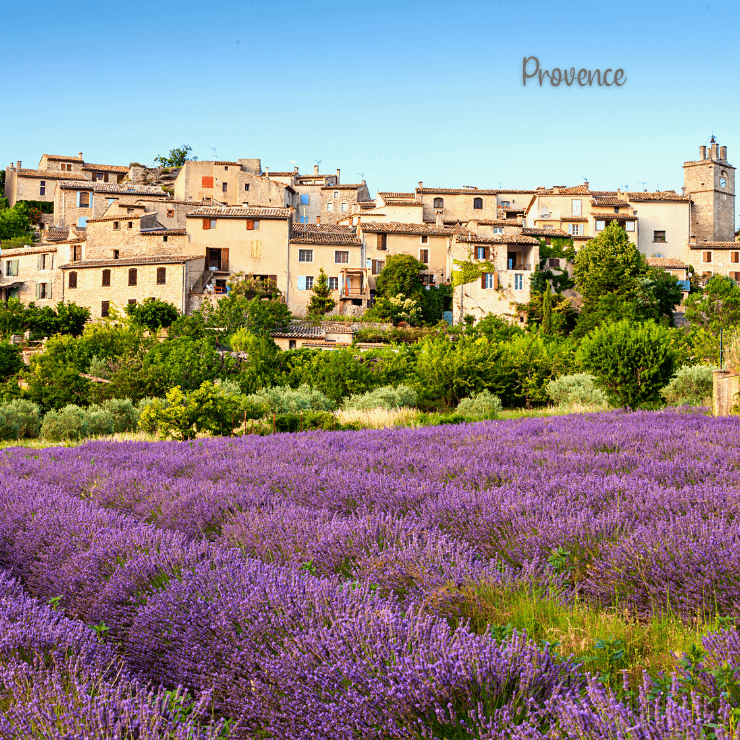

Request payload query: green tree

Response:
[576,319,677,408]
[0,343,23,379]
[541,287,553,335]
[202,293,291,336]
[530,237,575,294]
[573,222,646,303]
[153,145,196,168]
[125,297,180,331]
[684,275,740,333]
[227,272,281,300]
[307,268,336,316]
[375,254,426,298]
[0,204,33,241]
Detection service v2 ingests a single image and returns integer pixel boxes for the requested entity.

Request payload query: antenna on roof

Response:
[211,146,217,161]
[314,160,321,167]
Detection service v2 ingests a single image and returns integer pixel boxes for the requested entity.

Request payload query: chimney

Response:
[435,210,443,227]
[293,165,298,173]
[314,164,319,176]
[583,181,589,190]
[265,167,269,176]
[418,181,423,189]
[700,145,707,160]
[16,161,21,170]
[78,152,83,159]
[336,168,340,182]
[721,146,728,161]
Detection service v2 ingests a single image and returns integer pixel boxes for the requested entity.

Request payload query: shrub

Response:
[661,364,715,407]
[247,384,333,415]
[546,373,609,408]
[344,385,417,411]
[87,409,116,437]
[41,405,90,441]
[1,399,41,438]
[0,407,20,440]
[273,411,338,433]
[456,390,503,418]
[137,398,161,434]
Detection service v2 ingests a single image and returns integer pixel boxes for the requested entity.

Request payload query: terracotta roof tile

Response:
[560,216,589,222]
[140,229,186,236]
[60,255,198,269]
[590,196,627,205]
[86,215,142,224]
[82,163,129,173]
[417,187,535,195]
[647,257,687,268]
[382,199,423,207]
[378,192,415,200]
[689,242,740,249]
[186,206,291,219]
[266,171,295,177]
[15,169,86,181]
[358,201,378,209]
[590,212,637,221]
[627,191,691,202]
[0,245,57,256]
[320,184,366,191]
[360,221,454,237]
[290,223,361,246]
[521,227,570,237]
[43,154,84,162]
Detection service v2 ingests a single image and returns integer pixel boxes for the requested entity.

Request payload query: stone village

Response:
[2,138,737,339]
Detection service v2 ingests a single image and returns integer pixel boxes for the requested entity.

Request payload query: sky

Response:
[2,0,740,206]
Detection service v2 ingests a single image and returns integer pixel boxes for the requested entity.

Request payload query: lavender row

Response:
[8,409,740,618]
[0,570,226,739]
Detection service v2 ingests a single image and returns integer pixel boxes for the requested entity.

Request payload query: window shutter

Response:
[297,276,306,291]
[201,176,213,188]
[493,272,499,290]
[221,248,229,270]
[481,273,486,289]
[246,219,254,230]
[36,282,40,299]
[48,282,52,299]
[203,218,210,230]
[37,255,42,271]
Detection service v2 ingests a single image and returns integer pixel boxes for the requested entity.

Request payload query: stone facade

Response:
[293,166,340,224]
[687,242,740,282]
[416,185,534,224]
[320,182,371,225]
[0,245,63,306]
[683,139,736,243]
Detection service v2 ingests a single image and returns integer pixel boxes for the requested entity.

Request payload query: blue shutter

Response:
[297,276,306,291]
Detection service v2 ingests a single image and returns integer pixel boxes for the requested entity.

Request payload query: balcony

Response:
[339,268,367,299]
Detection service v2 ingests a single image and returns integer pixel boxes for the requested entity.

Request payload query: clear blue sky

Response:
[3,0,739,203]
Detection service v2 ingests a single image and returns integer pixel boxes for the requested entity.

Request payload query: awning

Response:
[0,281,23,289]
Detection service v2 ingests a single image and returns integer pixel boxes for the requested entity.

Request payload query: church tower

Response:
[683,137,736,242]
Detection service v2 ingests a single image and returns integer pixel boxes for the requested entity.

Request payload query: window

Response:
[101,301,110,318]
[730,272,740,282]
[113,250,120,260]
[327,202,334,212]
[246,219,258,230]
[78,191,90,207]
[222,182,228,193]
[113,221,120,230]
[568,223,582,236]
[421,235,429,244]
[163,235,168,242]
[298,249,314,263]
[614,207,620,213]
[500,200,510,208]
[595,220,605,231]
[477,246,486,260]
[72,245,82,261]
[126,208,134,214]
[203,218,217,230]
[127,221,133,229]
[703,251,712,263]
[300,194,310,205]
[244,184,250,192]
[473,197,483,210]
[328,277,339,291]
[167,209,174,218]
[251,240,262,258]
[157,267,166,285]
[541,206,549,217]
[341,202,348,212]
[335,250,349,264]
[731,252,740,264]
[571,199,582,216]
[625,221,635,232]
[102,269,111,287]
[653,230,666,243]
[433,197,444,209]
[514,274,524,290]
[371,259,385,274]
[128,268,138,286]
[377,233,387,250]
[333,191,339,199]
[39,181,46,196]
[296,275,314,291]
[5,260,18,277]
[96,173,104,181]
[289,340,297,350]
[548,258,560,268]
[419,249,429,264]
[36,282,50,299]
[481,273,495,289]
[493,227,503,235]
[37,253,52,270]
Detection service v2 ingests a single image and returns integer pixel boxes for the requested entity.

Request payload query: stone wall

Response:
[713,370,740,415]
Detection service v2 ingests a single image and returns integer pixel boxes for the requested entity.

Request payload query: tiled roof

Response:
[521,227,570,237]
[0,245,57,256]
[359,221,453,236]
[468,219,519,227]
[417,187,535,195]
[627,191,690,202]
[93,183,167,195]
[86,215,142,224]
[320,184,365,191]
[493,234,540,245]
[456,231,539,245]
[45,228,70,241]
[590,213,638,221]
[39,238,86,246]
[16,169,86,181]
[266,171,295,177]
[647,257,687,268]
[290,223,361,246]
[60,255,198,269]
[382,199,423,207]
[82,163,129,173]
[358,201,378,209]
[43,154,84,162]
[186,206,291,219]
[271,322,355,338]
[140,229,186,236]
[213,161,241,166]
[591,196,626,206]
[689,242,740,249]
[500,207,524,213]
[378,192,415,200]
[560,216,589,222]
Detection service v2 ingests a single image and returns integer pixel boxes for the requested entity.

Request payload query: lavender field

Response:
[2,408,740,738]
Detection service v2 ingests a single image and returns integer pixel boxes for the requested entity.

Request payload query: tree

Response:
[125,297,180,331]
[307,268,336,316]
[573,222,647,304]
[530,237,575,294]
[0,204,33,241]
[202,293,291,336]
[0,343,23,379]
[684,275,740,333]
[227,273,281,300]
[576,319,677,409]
[541,286,553,335]
[641,268,684,326]
[375,254,426,298]
[153,145,196,168]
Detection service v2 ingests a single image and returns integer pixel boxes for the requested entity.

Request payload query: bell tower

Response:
[683,136,735,242]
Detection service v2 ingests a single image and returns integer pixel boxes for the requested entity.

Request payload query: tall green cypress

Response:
[541,286,553,335]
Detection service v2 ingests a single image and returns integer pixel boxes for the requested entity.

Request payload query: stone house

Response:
[292,166,340,224]
[319,182,371,225]
[0,244,64,305]
[287,223,365,316]
[415,185,534,224]
[271,322,355,350]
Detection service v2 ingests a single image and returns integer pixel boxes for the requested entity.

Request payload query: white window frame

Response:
[298,249,314,263]
[327,202,334,212]
[328,277,339,291]
[571,199,582,216]
[625,220,635,232]
[568,223,582,236]
[514,274,524,290]
[483,272,495,289]
[493,227,503,235]
[595,220,605,231]
[334,250,349,264]
[340,202,348,212]
[305,275,314,290]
